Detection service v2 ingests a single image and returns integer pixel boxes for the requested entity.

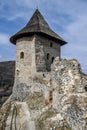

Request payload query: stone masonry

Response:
[14,34,60,87]
[15,36,36,85]
[35,35,60,72]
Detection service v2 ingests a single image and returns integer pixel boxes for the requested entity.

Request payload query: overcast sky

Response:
[0,0,87,73]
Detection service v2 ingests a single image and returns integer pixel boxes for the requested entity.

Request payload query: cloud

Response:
[0,55,2,59]
[0,0,87,23]
[62,14,87,52]
[0,33,10,45]
[0,0,35,20]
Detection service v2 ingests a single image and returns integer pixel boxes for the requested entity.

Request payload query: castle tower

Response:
[10,9,67,85]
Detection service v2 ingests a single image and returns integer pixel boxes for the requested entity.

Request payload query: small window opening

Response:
[16,69,19,75]
[52,57,54,63]
[20,52,24,59]
[47,53,50,60]
[43,73,45,78]
[49,90,53,102]
[50,42,53,47]
[84,85,87,92]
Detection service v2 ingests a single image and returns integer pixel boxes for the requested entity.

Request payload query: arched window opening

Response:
[52,57,54,63]
[50,42,53,47]
[43,73,45,78]
[47,53,50,60]
[20,52,24,59]
[16,69,19,75]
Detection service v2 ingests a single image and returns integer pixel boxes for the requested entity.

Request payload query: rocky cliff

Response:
[0,61,15,107]
[0,58,87,130]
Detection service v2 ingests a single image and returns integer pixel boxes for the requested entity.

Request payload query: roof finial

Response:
[36,0,39,9]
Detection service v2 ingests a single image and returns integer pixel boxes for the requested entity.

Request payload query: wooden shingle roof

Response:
[10,9,67,45]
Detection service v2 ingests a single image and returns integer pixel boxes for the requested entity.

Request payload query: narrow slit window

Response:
[20,52,24,59]
[50,42,53,47]
[84,85,87,92]
[47,53,50,60]
[52,57,54,63]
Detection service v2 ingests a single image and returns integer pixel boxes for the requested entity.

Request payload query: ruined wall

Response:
[51,58,87,130]
[1,58,87,130]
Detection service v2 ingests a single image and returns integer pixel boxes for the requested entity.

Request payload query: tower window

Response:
[52,57,54,63]
[47,53,50,60]
[20,52,24,59]
[16,69,19,75]
[50,42,53,47]
[84,85,87,92]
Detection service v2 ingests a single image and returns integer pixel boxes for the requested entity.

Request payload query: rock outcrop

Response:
[0,61,15,107]
[0,58,87,130]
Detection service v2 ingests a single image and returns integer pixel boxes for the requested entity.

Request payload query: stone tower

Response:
[10,9,67,85]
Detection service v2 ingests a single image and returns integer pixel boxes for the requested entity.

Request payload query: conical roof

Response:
[10,9,67,45]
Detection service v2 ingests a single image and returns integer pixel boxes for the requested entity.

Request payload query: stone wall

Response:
[16,36,36,85]
[0,58,87,130]
[35,35,60,71]
[14,35,60,86]
[12,35,61,100]
[51,58,87,130]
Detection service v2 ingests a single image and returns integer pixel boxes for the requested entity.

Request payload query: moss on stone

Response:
[35,110,72,130]
[16,104,22,116]
[49,119,72,130]
[55,127,71,130]
[0,102,11,130]
[36,109,56,130]
[34,76,48,84]
[26,92,45,110]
